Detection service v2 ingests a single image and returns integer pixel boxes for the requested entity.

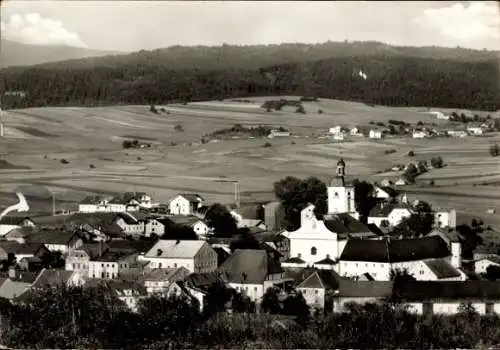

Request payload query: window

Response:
[420,270,424,275]
[315,290,319,295]
[174,263,178,268]
[73,263,76,269]
[254,287,257,292]
[311,247,317,255]
[486,302,494,315]
[158,263,162,268]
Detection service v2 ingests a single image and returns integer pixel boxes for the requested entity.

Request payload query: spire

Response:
[335,150,346,186]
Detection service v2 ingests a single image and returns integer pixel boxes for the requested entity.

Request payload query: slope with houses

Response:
[0,159,498,316]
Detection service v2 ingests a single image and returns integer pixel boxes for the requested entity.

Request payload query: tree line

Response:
[1,54,498,111]
[3,283,500,349]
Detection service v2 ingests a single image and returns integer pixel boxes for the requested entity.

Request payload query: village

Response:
[0,152,498,318]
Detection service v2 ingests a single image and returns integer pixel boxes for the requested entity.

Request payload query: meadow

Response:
[0,96,498,228]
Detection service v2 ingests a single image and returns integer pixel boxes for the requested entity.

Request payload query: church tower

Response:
[327,157,355,214]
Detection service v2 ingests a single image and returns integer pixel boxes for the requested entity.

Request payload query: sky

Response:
[1,1,499,52]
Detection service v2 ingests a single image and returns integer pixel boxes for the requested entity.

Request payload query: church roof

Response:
[283,256,306,264]
[314,257,337,265]
[339,236,451,263]
[323,213,376,239]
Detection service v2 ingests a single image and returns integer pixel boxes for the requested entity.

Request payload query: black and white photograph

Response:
[0,0,499,348]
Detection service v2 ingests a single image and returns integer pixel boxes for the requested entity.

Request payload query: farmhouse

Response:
[86,279,147,312]
[218,249,285,303]
[447,129,468,138]
[372,185,399,200]
[268,129,291,138]
[142,266,190,295]
[367,202,414,228]
[26,229,83,254]
[428,111,450,120]
[467,124,485,136]
[142,240,217,273]
[412,130,429,139]
[337,236,465,281]
[0,216,36,237]
[296,268,341,310]
[78,196,112,213]
[474,256,500,275]
[334,280,394,312]
[65,242,107,274]
[254,231,290,261]
[0,241,50,261]
[169,194,204,215]
[434,209,457,229]
[161,216,211,239]
[114,212,164,237]
[88,250,138,279]
[396,281,500,316]
[369,129,383,139]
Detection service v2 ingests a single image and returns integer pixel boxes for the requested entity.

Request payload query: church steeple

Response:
[335,156,346,186]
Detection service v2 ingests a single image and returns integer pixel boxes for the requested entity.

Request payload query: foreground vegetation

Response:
[2,284,500,349]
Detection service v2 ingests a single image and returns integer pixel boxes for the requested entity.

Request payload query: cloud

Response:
[414,2,500,45]
[1,12,87,47]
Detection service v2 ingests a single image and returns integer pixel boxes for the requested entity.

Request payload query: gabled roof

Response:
[315,257,337,265]
[423,259,461,279]
[218,249,282,284]
[0,216,33,226]
[4,227,34,239]
[394,281,500,301]
[323,213,375,239]
[108,192,148,205]
[369,203,413,218]
[376,186,399,198]
[26,229,78,245]
[184,271,228,291]
[283,257,306,264]
[297,269,341,290]
[174,193,203,203]
[0,241,46,255]
[145,240,206,259]
[0,279,30,299]
[475,256,500,264]
[31,269,74,288]
[161,215,205,227]
[143,267,189,282]
[106,239,156,254]
[339,280,394,298]
[115,212,139,225]
[339,236,451,263]
[254,231,288,243]
[91,250,134,262]
[79,195,110,205]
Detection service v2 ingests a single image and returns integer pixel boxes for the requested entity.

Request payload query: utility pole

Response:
[234,181,240,209]
[52,192,56,216]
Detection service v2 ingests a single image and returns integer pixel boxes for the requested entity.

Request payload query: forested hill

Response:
[1,47,499,111]
[16,41,499,71]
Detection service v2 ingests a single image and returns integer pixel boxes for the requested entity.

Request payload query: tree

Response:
[122,140,132,149]
[229,231,261,251]
[204,203,238,238]
[162,224,198,240]
[417,160,428,174]
[282,292,310,326]
[408,150,415,157]
[202,280,234,318]
[174,124,184,132]
[390,268,416,283]
[274,176,328,230]
[261,287,282,314]
[41,251,65,269]
[351,179,376,221]
[486,265,500,280]
[489,143,499,157]
[430,156,444,168]
[231,290,256,313]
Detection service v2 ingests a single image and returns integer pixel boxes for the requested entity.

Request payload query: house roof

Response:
[79,195,110,205]
[175,193,203,203]
[339,280,394,298]
[145,240,206,259]
[31,269,74,288]
[323,213,376,239]
[297,269,341,290]
[377,186,399,198]
[4,227,34,239]
[183,271,227,291]
[143,267,189,282]
[162,215,205,227]
[254,232,288,243]
[368,203,413,218]
[339,236,451,263]
[0,270,39,284]
[0,216,32,226]
[476,256,500,265]
[218,249,283,284]
[283,267,316,283]
[108,192,148,205]
[115,212,139,225]
[394,281,500,301]
[0,241,46,255]
[65,213,124,236]
[0,279,30,299]
[106,239,157,254]
[315,257,337,265]
[283,257,306,264]
[26,229,78,245]
[423,259,461,279]
[237,219,264,229]
[91,250,134,262]
[77,242,109,258]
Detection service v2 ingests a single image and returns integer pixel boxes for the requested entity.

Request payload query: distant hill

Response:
[1,41,499,111]
[0,40,124,68]
[22,41,499,71]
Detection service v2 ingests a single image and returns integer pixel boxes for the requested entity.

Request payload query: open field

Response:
[0,97,499,228]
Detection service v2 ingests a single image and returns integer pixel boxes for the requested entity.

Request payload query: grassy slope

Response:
[0,97,498,227]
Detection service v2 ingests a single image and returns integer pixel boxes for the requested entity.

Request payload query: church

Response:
[282,158,376,266]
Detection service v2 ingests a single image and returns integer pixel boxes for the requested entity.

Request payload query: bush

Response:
[318,109,323,114]
[408,150,415,157]
[489,143,499,157]
[60,159,69,164]
[89,164,95,169]
[150,105,158,114]
[122,140,132,149]
[296,105,306,114]
[384,149,396,155]
[429,180,435,186]
[137,156,142,160]
[263,142,272,148]
[431,156,444,168]
[174,124,184,132]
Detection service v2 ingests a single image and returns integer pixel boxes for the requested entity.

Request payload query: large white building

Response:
[168,194,204,215]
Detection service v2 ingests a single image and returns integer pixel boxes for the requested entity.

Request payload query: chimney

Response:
[451,241,462,269]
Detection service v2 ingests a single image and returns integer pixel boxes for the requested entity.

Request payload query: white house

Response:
[369,130,383,139]
[88,251,137,279]
[0,217,36,237]
[168,194,204,215]
[372,186,399,200]
[434,209,457,229]
[142,267,190,295]
[367,202,414,228]
[337,236,465,281]
[27,229,83,254]
[396,281,500,316]
[350,127,363,136]
[467,125,485,136]
[296,269,341,310]
[332,132,347,141]
[78,196,112,213]
[162,216,211,239]
[142,240,217,273]
[114,212,165,237]
[412,130,429,139]
[329,126,342,135]
[475,256,500,275]
[428,111,450,120]
[447,130,468,138]
[219,249,286,303]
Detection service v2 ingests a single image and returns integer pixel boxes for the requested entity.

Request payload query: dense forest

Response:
[0,42,499,111]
